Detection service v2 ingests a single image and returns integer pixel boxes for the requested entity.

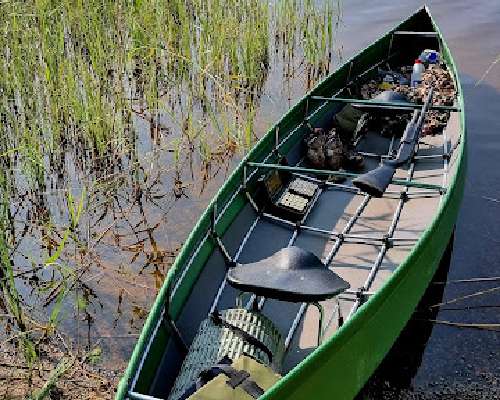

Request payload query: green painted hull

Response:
[116,6,465,400]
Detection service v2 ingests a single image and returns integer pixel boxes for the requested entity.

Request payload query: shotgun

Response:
[353,88,434,197]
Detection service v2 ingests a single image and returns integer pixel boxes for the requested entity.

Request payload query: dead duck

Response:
[305,130,327,168]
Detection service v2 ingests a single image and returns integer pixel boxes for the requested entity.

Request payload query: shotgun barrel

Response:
[353,88,434,197]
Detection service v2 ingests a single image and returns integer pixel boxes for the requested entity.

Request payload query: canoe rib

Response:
[310,95,460,112]
[246,162,446,192]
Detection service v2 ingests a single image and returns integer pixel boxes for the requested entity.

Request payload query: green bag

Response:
[334,104,364,135]
[187,355,282,400]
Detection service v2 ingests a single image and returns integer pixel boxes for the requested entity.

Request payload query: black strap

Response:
[210,310,273,363]
[240,379,265,398]
[217,365,250,388]
[179,357,266,400]
[212,364,265,399]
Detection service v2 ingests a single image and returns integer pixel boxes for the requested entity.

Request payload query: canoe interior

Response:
[119,7,465,400]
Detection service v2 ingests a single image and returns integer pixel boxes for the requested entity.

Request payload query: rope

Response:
[426,304,500,312]
[431,276,500,285]
[421,319,500,331]
[429,286,500,309]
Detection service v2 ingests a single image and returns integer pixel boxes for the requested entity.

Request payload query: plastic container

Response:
[411,59,425,87]
[419,49,440,64]
[398,75,410,85]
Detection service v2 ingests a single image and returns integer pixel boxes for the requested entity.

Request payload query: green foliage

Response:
[0,0,336,160]
[0,0,339,374]
[44,188,85,266]
[88,346,102,365]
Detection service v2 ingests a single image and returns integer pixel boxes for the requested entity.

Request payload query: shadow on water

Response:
[357,233,454,399]
[356,77,500,399]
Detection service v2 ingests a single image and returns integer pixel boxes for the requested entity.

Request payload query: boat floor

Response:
[151,110,461,396]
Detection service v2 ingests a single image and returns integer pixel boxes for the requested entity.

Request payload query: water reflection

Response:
[0,0,343,368]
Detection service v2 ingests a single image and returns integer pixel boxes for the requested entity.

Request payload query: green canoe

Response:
[117,6,465,400]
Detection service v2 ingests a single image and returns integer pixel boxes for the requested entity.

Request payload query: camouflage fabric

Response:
[305,131,326,168]
[325,133,344,170]
[334,104,365,137]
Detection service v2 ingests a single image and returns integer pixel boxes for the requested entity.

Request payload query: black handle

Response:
[353,161,397,197]
[353,89,434,197]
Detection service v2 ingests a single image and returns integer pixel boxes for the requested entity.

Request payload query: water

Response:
[0,0,340,377]
[2,1,499,397]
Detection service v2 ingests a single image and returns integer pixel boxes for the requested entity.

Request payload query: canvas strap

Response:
[209,364,265,399]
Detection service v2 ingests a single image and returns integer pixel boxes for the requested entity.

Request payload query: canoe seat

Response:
[227,246,349,303]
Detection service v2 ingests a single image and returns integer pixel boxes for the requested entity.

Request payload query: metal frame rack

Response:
[127,51,459,399]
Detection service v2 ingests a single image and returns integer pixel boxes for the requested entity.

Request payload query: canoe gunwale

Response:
[116,6,466,400]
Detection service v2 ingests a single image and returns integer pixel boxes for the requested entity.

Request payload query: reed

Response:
[1,0,337,157]
[0,0,341,394]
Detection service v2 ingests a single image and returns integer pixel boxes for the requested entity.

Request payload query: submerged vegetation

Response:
[0,0,341,396]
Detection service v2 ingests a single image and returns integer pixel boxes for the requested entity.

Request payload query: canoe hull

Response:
[263,152,465,400]
[262,8,466,399]
[116,6,465,400]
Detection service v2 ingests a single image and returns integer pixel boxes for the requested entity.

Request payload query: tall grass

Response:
[0,0,337,160]
[0,0,341,393]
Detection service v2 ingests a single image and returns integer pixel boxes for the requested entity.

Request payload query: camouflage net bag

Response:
[168,309,284,400]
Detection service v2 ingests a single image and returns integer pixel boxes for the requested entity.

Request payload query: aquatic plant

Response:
[0,0,341,395]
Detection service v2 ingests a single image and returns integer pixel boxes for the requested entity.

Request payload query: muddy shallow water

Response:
[2,0,499,398]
